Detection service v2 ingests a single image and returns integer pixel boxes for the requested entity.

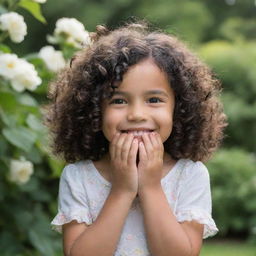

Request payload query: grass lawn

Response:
[201,239,256,256]
[54,239,256,256]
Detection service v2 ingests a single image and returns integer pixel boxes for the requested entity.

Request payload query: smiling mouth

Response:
[121,130,154,135]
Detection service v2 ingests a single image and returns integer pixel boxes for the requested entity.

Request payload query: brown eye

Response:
[110,98,127,104]
[148,97,163,103]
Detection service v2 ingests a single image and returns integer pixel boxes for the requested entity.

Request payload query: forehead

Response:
[116,59,173,95]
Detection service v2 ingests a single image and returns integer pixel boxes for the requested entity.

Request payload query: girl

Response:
[45,21,227,256]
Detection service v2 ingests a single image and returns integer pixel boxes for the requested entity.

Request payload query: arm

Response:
[137,133,204,256]
[64,189,136,256]
[139,186,203,256]
[65,133,139,256]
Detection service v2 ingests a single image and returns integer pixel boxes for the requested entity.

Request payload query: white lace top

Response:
[51,158,218,256]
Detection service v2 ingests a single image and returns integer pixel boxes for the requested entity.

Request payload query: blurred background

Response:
[0,0,256,255]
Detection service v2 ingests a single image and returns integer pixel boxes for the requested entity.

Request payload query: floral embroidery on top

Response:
[134,248,145,255]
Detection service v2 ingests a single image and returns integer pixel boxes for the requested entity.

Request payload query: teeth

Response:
[126,130,151,135]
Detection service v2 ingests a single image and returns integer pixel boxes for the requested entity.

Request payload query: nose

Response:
[127,103,147,122]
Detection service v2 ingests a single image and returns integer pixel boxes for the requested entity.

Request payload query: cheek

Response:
[157,109,174,141]
[102,110,123,140]
[103,110,122,127]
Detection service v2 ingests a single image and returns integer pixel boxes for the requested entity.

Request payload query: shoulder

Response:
[60,160,90,183]
[180,159,210,182]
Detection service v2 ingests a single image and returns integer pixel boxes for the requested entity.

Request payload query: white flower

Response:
[0,12,27,43]
[0,53,20,79]
[9,158,34,184]
[11,59,42,92]
[33,0,47,3]
[54,17,91,48]
[38,45,66,72]
[11,70,42,92]
[0,53,42,92]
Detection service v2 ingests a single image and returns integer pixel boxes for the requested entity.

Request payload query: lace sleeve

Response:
[176,207,218,238]
[175,161,218,239]
[51,164,93,233]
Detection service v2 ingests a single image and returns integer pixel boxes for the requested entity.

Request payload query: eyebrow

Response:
[111,90,169,98]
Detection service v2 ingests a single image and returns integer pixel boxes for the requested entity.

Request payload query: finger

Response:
[121,133,134,161]
[115,133,128,160]
[109,132,121,158]
[128,138,139,165]
[142,133,153,156]
[139,141,147,162]
[153,132,164,157]
[150,132,159,148]
[155,132,163,144]
[154,132,164,149]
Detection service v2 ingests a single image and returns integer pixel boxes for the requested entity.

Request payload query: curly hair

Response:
[43,21,227,163]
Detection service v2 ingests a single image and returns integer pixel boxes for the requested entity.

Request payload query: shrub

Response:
[207,148,256,240]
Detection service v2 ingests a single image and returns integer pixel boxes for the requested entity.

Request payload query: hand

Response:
[109,132,139,196]
[137,132,164,194]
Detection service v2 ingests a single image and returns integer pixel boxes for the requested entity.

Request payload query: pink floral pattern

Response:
[51,159,218,255]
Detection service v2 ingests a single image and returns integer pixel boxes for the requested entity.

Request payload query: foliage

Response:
[130,0,213,44]
[0,0,83,255]
[207,149,256,239]
[201,240,256,256]
[0,0,256,255]
[199,41,256,152]
[219,17,256,42]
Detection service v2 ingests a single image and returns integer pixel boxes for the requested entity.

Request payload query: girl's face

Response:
[101,58,175,143]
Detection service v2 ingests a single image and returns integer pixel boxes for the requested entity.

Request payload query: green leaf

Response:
[0,91,18,113]
[47,156,64,178]
[28,207,56,256]
[19,177,39,192]
[28,232,55,256]
[17,93,38,107]
[0,109,16,127]
[23,144,43,163]
[0,44,11,53]
[31,189,51,202]
[61,43,78,59]
[18,0,47,24]
[26,114,45,131]
[2,126,37,152]
[0,231,23,254]
[13,209,34,230]
[0,135,9,157]
[0,6,8,15]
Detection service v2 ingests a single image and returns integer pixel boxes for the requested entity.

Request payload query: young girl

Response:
[45,21,227,256]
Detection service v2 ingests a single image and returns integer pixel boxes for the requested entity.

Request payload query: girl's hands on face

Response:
[137,132,164,193]
[109,132,139,195]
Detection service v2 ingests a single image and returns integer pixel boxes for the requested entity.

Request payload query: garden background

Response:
[0,0,256,255]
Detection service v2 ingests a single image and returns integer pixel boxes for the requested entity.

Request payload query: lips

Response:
[121,129,154,135]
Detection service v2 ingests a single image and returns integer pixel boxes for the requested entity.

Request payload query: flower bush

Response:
[51,17,91,48]
[0,53,42,91]
[0,0,91,255]
[0,12,27,43]
[38,46,66,73]
[9,157,34,184]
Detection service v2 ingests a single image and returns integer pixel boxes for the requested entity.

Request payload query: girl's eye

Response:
[110,98,126,104]
[148,97,163,103]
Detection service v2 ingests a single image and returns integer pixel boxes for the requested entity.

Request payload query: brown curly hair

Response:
[43,20,227,163]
